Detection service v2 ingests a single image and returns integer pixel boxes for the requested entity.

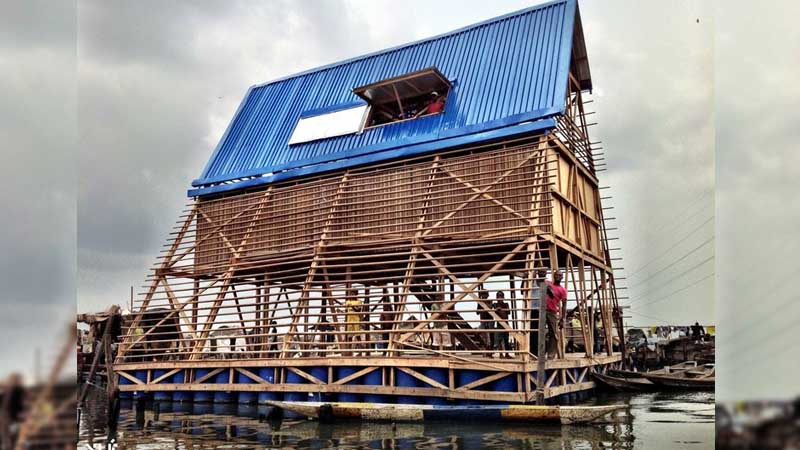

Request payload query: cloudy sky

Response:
[0,0,76,382]
[1,0,797,400]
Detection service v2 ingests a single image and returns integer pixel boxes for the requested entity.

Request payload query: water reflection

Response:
[79,388,713,450]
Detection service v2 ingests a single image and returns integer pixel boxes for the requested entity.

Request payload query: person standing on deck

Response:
[494,291,510,358]
[429,289,452,351]
[379,303,394,351]
[690,322,705,341]
[267,320,278,358]
[345,290,364,356]
[477,289,494,351]
[545,272,567,358]
[593,310,603,353]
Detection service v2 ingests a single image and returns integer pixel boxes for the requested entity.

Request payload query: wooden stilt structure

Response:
[114,0,624,404]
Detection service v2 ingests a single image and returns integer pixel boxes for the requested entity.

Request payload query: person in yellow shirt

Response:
[344,290,363,356]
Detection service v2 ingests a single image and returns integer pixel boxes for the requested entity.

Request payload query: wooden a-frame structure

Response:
[114,66,624,403]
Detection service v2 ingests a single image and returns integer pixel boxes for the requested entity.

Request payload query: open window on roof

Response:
[353,67,451,128]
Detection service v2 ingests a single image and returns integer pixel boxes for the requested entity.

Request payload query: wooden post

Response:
[535,261,548,404]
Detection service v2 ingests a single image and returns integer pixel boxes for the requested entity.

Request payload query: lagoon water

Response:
[79,388,714,449]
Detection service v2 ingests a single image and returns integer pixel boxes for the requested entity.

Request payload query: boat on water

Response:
[607,368,647,379]
[593,372,655,392]
[640,362,715,390]
[266,401,625,425]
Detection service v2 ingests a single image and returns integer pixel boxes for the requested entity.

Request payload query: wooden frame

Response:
[115,69,621,403]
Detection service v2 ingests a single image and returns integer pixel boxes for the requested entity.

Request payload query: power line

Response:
[718,299,800,362]
[627,241,714,291]
[727,310,798,367]
[621,189,714,260]
[628,250,714,295]
[624,215,714,279]
[720,253,800,322]
[716,294,800,348]
[627,310,676,325]
[755,336,800,368]
[629,272,714,310]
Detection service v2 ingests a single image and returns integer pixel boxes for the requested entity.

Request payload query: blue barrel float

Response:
[335,367,363,403]
[172,370,191,403]
[284,369,309,419]
[363,367,386,403]
[133,370,148,400]
[421,368,448,405]
[308,366,330,402]
[173,401,192,414]
[152,369,172,401]
[395,369,420,404]
[257,368,281,405]
[191,402,213,415]
[193,369,213,403]
[237,403,258,418]
[213,370,234,403]
[456,370,487,405]
[213,402,236,415]
[492,372,518,398]
[237,369,256,404]
[118,372,133,399]
[284,369,307,403]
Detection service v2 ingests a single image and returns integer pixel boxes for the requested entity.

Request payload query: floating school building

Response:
[115,0,624,405]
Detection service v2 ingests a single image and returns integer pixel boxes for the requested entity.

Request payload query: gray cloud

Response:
[0,0,76,379]
[713,0,800,400]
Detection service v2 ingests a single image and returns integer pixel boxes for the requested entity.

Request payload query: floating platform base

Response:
[267,400,625,424]
[115,354,622,405]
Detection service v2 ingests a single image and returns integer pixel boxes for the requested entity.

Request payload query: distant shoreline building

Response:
[116,0,624,405]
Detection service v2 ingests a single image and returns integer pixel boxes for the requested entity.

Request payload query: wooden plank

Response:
[286,367,325,385]
[193,368,224,384]
[397,367,448,390]
[333,366,379,385]
[116,370,144,385]
[235,367,271,385]
[454,371,510,392]
[151,368,181,385]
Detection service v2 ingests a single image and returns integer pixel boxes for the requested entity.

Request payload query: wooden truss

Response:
[115,354,623,404]
[115,124,623,402]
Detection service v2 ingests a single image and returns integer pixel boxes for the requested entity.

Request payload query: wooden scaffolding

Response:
[114,70,624,404]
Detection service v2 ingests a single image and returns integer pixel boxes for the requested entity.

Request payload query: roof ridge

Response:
[250,0,571,90]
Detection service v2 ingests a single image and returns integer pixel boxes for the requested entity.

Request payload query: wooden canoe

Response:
[641,363,715,390]
[640,372,715,390]
[607,369,647,379]
[266,401,626,425]
[593,372,655,392]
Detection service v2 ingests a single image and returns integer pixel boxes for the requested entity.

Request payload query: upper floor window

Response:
[353,67,451,128]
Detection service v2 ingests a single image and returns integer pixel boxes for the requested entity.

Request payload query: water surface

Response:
[79,389,714,449]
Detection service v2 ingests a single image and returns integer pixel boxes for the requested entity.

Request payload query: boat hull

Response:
[641,373,715,390]
[593,373,655,392]
[266,401,625,425]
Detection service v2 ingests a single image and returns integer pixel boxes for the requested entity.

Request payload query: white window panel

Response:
[288,105,368,145]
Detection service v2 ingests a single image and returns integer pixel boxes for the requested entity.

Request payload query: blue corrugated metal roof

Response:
[191,0,588,197]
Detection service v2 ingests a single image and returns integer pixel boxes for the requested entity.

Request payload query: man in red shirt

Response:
[414,92,446,118]
[545,272,567,358]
